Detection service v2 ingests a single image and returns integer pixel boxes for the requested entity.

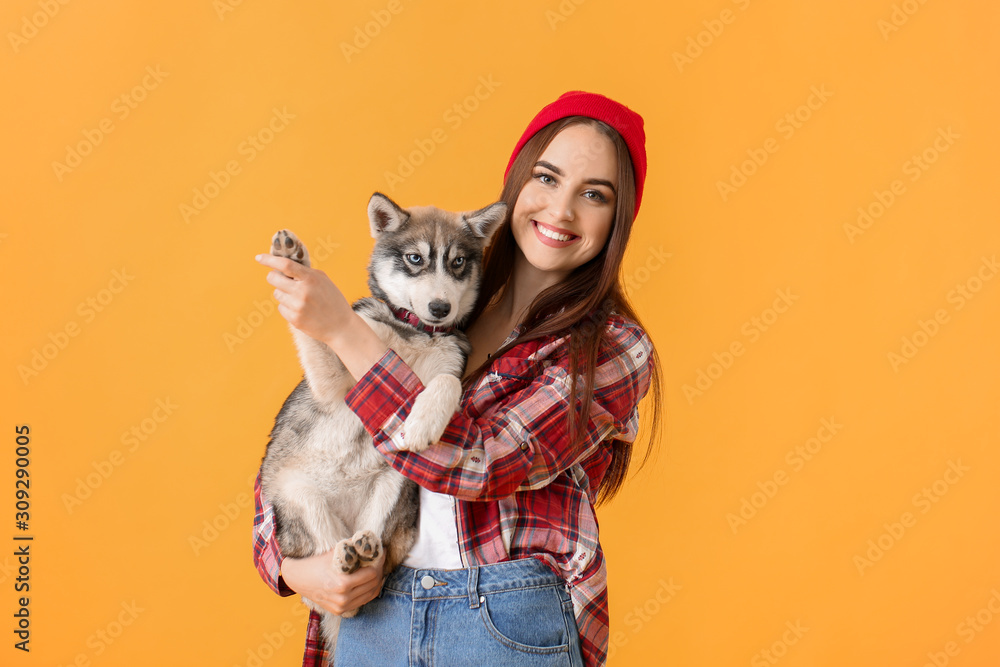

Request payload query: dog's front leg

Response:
[401,374,463,452]
[270,229,353,406]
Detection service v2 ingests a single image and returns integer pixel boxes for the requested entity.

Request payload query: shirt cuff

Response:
[344,347,425,437]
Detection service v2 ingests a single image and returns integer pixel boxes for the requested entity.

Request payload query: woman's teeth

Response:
[537,222,574,241]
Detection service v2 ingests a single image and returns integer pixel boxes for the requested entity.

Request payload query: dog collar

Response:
[390,305,454,334]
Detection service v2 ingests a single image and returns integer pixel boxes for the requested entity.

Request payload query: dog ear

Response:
[462,202,507,241]
[368,192,410,237]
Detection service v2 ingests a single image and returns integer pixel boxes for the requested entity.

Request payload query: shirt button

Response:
[519,441,529,452]
[420,575,435,590]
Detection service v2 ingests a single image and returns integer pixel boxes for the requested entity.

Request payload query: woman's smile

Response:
[532,219,580,246]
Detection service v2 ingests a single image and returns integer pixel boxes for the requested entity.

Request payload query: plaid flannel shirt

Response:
[252,313,653,666]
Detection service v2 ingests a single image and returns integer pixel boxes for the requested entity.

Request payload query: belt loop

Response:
[467,566,481,609]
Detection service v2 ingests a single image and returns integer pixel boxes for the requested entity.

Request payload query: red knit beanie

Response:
[503,91,647,218]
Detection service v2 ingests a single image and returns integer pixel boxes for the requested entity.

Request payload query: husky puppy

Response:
[260,192,506,659]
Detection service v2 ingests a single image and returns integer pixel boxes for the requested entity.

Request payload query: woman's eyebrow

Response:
[535,160,617,193]
[535,160,563,175]
[586,178,616,194]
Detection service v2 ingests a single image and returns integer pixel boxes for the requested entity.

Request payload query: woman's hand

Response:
[255,253,390,381]
[279,548,386,616]
[255,254,353,347]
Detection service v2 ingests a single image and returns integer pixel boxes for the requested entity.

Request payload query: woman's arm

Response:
[252,470,295,596]
[279,548,385,616]
[255,253,388,382]
[252,471,385,614]
[344,317,653,501]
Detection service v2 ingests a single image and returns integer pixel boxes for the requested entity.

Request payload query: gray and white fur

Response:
[259,192,506,660]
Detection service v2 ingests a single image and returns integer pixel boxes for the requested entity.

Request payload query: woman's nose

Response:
[544,189,575,222]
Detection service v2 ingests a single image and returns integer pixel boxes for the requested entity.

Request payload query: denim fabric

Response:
[334,557,585,666]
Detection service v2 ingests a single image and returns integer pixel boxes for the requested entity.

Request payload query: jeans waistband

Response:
[382,557,563,607]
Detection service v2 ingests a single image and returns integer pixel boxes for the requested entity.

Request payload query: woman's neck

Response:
[495,247,569,326]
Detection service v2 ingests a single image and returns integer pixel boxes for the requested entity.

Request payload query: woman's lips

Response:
[532,220,579,247]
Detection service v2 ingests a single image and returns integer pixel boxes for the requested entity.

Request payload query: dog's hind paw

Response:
[350,530,381,563]
[271,229,311,267]
[332,540,360,574]
[332,530,381,575]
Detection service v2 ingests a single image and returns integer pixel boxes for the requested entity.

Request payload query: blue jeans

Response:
[334,557,586,666]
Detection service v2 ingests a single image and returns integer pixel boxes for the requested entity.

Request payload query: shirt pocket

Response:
[488,356,537,383]
[467,356,554,418]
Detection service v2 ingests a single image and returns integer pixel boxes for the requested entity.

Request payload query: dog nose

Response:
[428,300,451,319]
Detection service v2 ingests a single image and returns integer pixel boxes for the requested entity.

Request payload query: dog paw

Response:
[271,229,311,267]
[399,420,433,453]
[401,374,462,452]
[350,529,381,563]
[332,540,360,574]
[332,531,381,574]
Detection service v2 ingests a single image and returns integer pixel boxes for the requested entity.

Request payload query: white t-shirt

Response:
[402,486,464,569]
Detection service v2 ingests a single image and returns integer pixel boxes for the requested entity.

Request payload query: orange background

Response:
[3,0,999,665]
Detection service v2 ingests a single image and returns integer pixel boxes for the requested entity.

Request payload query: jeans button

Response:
[420,575,435,590]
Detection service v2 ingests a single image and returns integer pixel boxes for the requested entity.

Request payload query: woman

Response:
[253,90,664,666]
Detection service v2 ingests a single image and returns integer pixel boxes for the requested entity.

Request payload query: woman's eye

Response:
[584,190,608,203]
[406,254,422,264]
[534,172,556,185]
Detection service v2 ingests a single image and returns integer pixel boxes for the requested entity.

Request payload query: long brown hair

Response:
[463,116,664,505]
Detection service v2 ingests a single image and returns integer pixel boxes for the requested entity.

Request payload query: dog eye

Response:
[405,254,422,265]
[452,257,465,268]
